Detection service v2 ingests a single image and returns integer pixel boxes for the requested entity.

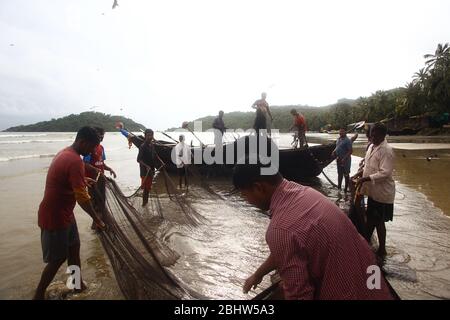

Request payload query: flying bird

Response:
[112,0,119,9]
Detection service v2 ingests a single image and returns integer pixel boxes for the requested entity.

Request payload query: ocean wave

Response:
[0,139,72,144]
[0,134,49,139]
[0,153,56,162]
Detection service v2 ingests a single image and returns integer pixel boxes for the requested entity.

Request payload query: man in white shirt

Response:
[174,135,191,189]
[357,123,395,260]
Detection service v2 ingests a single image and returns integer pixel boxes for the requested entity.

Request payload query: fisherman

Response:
[332,128,353,193]
[233,159,393,300]
[83,127,117,226]
[174,134,191,189]
[357,123,395,261]
[252,92,273,136]
[289,109,308,148]
[212,110,226,148]
[34,126,106,300]
[137,129,158,206]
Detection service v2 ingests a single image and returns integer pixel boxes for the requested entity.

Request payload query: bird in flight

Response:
[112,0,119,9]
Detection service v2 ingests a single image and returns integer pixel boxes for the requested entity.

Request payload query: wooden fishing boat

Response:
[122,130,335,179]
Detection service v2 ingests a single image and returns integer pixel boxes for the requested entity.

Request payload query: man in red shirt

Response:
[289,109,308,148]
[83,127,116,221]
[33,126,106,300]
[233,160,394,300]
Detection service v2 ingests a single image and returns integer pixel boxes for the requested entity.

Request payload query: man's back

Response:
[212,117,225,133]
[268,179,393,299]
[38,147,85,230]
[294,114,307,130]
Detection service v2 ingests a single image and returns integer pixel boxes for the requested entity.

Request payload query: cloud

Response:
[1,0,450,130]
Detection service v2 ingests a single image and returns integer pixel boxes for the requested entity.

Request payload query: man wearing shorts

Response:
[137,129,158,206]
[333,128,353,193]
[34,126,106,300]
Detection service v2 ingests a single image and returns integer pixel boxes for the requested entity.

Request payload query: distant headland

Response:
[3,112,146,132]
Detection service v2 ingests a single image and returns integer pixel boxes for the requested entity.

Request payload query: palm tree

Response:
[412,68,428,87]
[424,43,450,71]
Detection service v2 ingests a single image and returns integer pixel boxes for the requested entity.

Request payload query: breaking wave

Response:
[0,153,56,162]
[0,139,72,145]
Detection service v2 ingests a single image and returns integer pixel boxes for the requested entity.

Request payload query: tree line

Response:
[4,112,146,132]
[188,43,450,132]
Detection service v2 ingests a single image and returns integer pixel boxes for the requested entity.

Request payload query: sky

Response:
[0,0,449,130]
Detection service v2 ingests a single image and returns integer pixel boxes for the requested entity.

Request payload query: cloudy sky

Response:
[0,0,449,130]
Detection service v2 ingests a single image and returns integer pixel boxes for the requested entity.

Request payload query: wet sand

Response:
[1,132,450,299]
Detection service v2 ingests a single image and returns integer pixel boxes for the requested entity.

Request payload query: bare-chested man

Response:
[251,92,273,136]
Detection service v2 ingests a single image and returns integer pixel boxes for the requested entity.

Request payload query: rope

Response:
[159,131,179,144]
[292,134,337,188]
[321,170,339,189]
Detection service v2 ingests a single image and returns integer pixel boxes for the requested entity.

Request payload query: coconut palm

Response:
[412,68,428,86]
[424,43,450,71]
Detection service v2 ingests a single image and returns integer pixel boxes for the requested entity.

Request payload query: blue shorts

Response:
[41,222,80,263]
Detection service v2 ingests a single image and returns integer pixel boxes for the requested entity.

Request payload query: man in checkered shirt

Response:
[233,160,394,300]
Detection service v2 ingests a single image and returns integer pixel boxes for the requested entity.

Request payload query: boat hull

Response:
[128,135,335,179]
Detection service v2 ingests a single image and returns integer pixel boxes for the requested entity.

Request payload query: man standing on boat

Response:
[357,123,395,261]
[137,129,158,206]
[212,110,226,147]
[332,128,353,193]
[252,92,273,136]
[34,127,106,300]
[233,160,393,300]
[289,109,308,148]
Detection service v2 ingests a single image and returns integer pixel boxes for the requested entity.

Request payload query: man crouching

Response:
[233,159,394,300]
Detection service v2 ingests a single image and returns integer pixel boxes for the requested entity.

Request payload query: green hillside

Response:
[4,112,146,132]
[170,43,450,133]
[182,105,334,132]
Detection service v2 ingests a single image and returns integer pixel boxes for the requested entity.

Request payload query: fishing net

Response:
[91,166,279,300]
[92,170,207,300]
[88,133,286,300]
